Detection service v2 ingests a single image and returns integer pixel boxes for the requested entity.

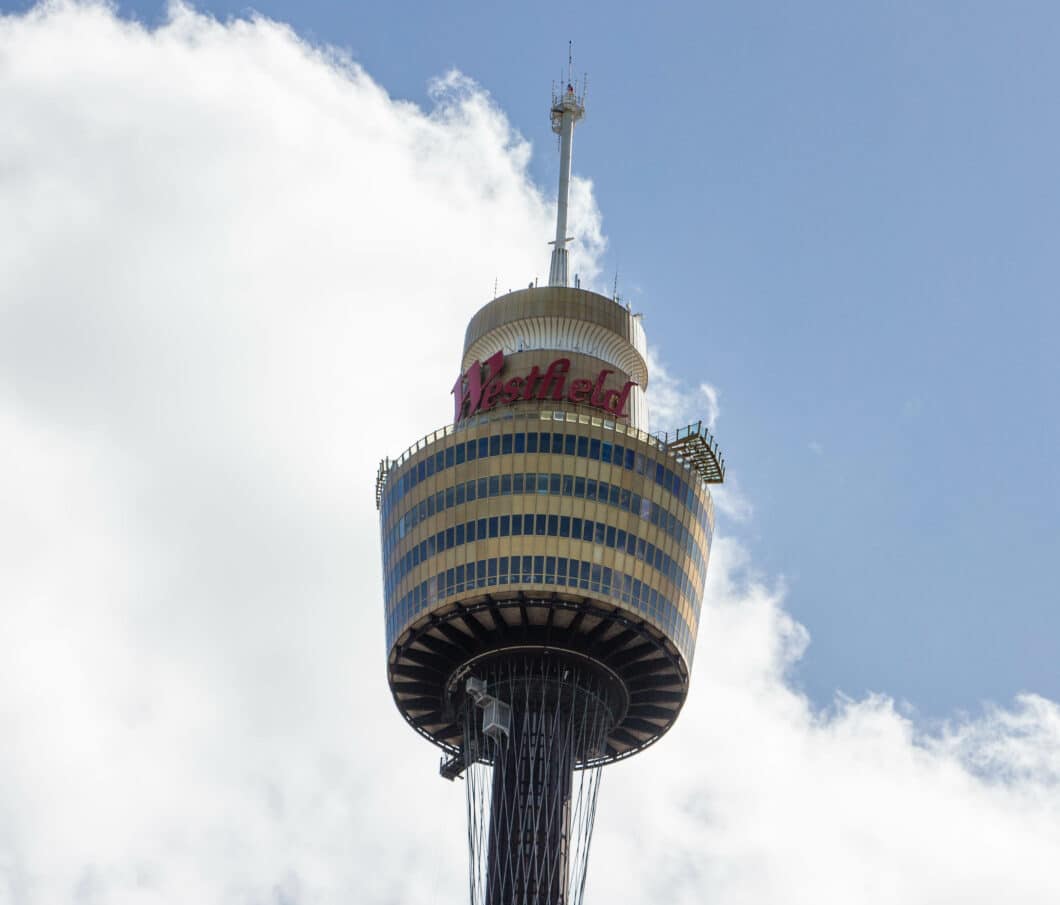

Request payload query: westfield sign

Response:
[452,351,636,422]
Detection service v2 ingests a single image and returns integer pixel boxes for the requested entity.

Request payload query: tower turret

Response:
[376,61,724,905]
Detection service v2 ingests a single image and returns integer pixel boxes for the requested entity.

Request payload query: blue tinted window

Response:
[514,433,525,453]
[577,436,589,457]
[560,516,570,538]
[550,474,561,494]
[456,444,466,465]
[502,434,513,455]
[548,515,558,536]
[564,435,577,456]
[601,442,612,463]
[589,439,601,460]
[456,484,466,505]
[478,438,488,459]
[535,515,546,535]
[489,435,501,457]
[499,515,510,535]
[512,516,522,536]
[488,476,499,496]
[500,474,511,495]
[467,440,477,461]
[445,446,454,468]
[574,477,585,497]
[455,524,465,545]
[512,474,524,494]
[527,433,539,453]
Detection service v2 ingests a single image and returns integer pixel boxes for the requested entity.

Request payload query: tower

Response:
[376,63,724,905]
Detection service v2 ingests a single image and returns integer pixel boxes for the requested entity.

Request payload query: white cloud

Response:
[645,348,721,432]
[0,4,1058,904]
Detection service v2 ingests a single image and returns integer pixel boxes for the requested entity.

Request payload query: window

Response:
[514,433,525,454]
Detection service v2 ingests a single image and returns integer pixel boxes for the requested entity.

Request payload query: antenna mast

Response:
[547,43,586,287]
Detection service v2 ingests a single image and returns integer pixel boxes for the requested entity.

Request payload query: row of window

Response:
[384,511,705,617]
[381,471,711,583]
[384,555,696,666]
[381,429,712,533]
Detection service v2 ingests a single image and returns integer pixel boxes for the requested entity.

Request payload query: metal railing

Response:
[375,410,725,508]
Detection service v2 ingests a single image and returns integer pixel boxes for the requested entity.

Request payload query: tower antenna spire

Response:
[547,46,586,287]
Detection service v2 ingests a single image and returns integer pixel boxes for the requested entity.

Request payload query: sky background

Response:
[54,0,1060,717]
[1,2,1058,903]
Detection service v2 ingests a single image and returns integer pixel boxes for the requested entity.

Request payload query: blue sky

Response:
[72,0,1056,718]
[3,0,1056,712]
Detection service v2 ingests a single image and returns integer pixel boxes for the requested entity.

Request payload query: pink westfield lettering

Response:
[452,351,636,422]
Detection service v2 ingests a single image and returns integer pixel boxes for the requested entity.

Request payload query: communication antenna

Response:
[547,45,586,287]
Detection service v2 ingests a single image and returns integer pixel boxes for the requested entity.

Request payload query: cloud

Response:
[0,3,1058,904]
[646,348,721,431]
